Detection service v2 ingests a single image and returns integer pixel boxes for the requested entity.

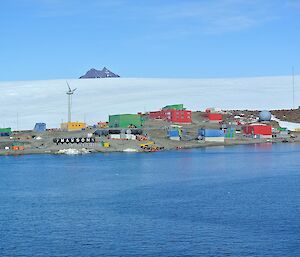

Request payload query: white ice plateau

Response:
[0,76,298,130]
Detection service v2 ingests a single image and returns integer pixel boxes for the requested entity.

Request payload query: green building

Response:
[0,128,12,137]
[162,104,185,110]
[109,114,143,128]
[0,128,12,133]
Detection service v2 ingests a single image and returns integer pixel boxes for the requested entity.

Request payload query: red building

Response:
[207,113,223,122]
[165,109,192,123]
[149,109,192,123]
[149,111,165,120]
[243,124,272,138]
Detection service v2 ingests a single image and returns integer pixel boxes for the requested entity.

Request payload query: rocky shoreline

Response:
[1,137,299,156]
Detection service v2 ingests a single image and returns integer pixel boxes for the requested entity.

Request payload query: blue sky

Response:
[0,0,299,80]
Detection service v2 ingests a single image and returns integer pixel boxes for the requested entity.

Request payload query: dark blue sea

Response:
[0,143,300,257]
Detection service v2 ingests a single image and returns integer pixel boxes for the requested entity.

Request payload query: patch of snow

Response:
[272,116,300,131]
[123,148,138,152]
[57,148,90,155]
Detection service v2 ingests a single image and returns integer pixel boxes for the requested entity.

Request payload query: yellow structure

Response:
[103,142,110,148]
[61,122,86,131]
[140,141,154,149]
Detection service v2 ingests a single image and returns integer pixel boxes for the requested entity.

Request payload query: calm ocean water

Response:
[0,143,300,257]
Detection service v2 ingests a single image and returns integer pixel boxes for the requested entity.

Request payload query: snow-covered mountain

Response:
[0,76,298,130]
[79,67,120,79]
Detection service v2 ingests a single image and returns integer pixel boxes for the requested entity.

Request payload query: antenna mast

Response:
[17,112,19,131]
[292,66,295,109]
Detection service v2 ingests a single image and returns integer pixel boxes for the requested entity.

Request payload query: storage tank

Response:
[259,111,271,122]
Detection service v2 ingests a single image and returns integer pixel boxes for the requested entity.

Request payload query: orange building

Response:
[61,122,86,131]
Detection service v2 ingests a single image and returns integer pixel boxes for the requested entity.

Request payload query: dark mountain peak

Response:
[79,67,120,79]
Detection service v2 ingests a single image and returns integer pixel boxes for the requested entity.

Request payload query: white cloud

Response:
[154,0,277,34]
[25,0,285,34]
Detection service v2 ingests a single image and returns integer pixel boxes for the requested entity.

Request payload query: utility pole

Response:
[292,66,295,109]
[17,112,19,131]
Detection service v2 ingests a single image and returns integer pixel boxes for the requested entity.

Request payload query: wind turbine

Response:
[66,81,77,123]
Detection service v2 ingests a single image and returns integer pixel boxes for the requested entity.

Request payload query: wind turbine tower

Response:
[66,81,77,123]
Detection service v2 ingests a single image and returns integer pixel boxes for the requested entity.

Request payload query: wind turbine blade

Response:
[72,88,77,93]
[66,81,71,91]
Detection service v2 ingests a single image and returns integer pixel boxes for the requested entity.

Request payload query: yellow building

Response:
[61,122,86,131]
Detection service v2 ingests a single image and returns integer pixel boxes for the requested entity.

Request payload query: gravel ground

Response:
[1,110,299,156]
